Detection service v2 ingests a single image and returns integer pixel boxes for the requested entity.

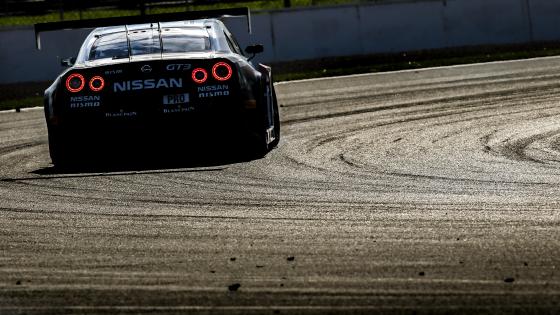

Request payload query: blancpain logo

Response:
[113,78,183,92]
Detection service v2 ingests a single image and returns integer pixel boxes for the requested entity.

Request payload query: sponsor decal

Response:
[104,69,123,75]
[163,106,195,114]
[266,126,275,144]
[70,95,101,108]
[166,64,191,71]
[141,65,152,73]
[163,93,189,105]
[163,93,192,113]
[197,84,230,98]
[113,78,183,92]
[105,111,138,118]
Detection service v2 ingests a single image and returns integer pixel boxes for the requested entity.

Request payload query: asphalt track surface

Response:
[1,57,560,314]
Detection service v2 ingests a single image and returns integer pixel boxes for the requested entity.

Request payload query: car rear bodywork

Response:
[36,8,280,166]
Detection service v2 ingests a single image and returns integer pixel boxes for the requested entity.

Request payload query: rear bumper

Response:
[47,107,261,150]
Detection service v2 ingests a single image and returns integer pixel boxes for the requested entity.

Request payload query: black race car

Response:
[34,8,279,166]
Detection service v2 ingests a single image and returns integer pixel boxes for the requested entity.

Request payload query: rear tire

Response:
[250,80,280,158]
[48,128,73,168]
[250,126,271,159]
[270,86,280,148]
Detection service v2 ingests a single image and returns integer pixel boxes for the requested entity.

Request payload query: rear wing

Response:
[34,7,251,50]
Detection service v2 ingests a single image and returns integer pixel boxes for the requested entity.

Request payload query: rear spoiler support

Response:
[34,7,251,50]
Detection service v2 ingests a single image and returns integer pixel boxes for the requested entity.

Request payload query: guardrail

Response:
[0,0,333,19]
[0,0,264,26]
[1,0,262,16]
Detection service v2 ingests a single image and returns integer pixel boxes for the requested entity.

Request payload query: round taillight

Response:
[192,68,208,84]
[65,73,85,93]
[212,62,232,81]
[89,76,105,92]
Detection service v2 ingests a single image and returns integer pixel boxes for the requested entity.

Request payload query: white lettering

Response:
[112,78,183,92]
[131,80,143,90]
[70,95,100,102]
[156,79,169,89]
[105,111,138,117]
[197,85,229,92]
[144,79,155,89]
[105,69,123,75]
[170,78,182,88]
[198,90,230,98]
[114,82,126,92]
[166,64,191,71]
[70,101,100,108]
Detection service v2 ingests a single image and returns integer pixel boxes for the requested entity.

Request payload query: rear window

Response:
[88,32,129,60]
[161,29,210,53]
[88,27,211,61]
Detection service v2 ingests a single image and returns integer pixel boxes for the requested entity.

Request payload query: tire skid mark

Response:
[283,83,560,125]
[0,140,45,157]
[282,77,560,197]
[2,61,560,309]
[280,73,560,108]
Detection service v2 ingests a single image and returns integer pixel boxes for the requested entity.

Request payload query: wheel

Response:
[270,86,281,148]
[47,127,73,168]
[250,125,271,159]
[250,79,279,158]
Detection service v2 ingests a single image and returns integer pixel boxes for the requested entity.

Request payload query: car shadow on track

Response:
[32,143,263,177]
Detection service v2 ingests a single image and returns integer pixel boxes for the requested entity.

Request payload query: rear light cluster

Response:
[191,62,232,84]
[65,62,232,92]
[65,73,105,93]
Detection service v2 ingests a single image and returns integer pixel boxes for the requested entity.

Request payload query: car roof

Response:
[73,18,240,66]
[90,19,222,37]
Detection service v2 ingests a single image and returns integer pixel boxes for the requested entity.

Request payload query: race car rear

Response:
[45,58,267,163]
[49,58,257,125]
[36,8,280,166]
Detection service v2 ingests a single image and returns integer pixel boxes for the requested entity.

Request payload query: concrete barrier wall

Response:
[0,27,91,84]
[529,0,560,41]
[358,1,445,53]
[1,0,560,84]
[443,0,532,46]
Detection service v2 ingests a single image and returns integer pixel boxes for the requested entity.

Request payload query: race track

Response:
[1,57,560,314]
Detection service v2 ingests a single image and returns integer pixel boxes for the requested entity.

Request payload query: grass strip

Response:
[0,96,42,111]
[272,42,560,81]
[0,0,352,26]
